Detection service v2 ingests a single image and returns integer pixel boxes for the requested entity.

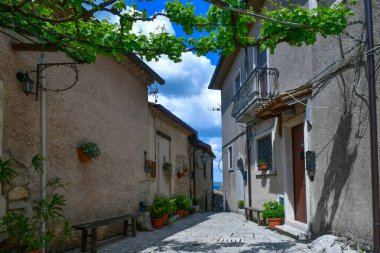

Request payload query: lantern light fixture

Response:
[16,72,35,95]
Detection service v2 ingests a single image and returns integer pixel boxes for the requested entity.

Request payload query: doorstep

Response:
[276,220,310,240]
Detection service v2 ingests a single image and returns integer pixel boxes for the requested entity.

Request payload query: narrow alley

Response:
[67,213,312,253]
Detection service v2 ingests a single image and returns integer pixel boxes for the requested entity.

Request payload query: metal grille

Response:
[257,135,272,168]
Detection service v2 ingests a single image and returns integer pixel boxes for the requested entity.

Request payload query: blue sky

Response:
[125,1,223,182]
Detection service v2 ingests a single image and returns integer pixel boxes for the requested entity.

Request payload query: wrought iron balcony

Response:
[231,67,279,123]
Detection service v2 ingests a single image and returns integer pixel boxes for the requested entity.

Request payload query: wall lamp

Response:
[16,72,35,95]
[200,151,208,178]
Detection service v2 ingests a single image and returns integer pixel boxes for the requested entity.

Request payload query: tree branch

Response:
[203,0,311,28]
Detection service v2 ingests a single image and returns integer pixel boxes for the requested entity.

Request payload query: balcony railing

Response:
[231,67,279,120]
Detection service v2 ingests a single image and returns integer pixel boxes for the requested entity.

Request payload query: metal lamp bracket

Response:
[35,62,80,101]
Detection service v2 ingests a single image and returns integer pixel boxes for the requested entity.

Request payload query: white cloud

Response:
[148,84,221,130]
[132,16,175,36]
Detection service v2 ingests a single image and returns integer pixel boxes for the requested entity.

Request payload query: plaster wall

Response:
[0,33,151,250]
[218,0,379,245]
[194,149,213,211]
[147,110,191,203]
[258,0,377,245]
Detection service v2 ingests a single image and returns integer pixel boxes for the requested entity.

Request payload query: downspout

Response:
[246,126,252,207]
[192,148,198,200]
[39,53,47,253]
[364,0,380,251]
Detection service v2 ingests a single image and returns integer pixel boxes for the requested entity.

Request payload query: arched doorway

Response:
[236,154,245,204]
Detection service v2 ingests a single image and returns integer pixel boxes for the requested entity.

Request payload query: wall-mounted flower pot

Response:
[258,163,269,171]
[77,148,91,163]
[177,172,185,178]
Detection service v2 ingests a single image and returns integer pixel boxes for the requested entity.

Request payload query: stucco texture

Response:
[0,33,151,250]
[217,0,379,246]
[147,109,191,203]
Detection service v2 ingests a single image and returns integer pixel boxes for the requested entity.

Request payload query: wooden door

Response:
[292,124,307,223]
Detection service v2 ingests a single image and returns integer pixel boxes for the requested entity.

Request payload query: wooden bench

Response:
[73,214,138,253]
[244,207,264,226]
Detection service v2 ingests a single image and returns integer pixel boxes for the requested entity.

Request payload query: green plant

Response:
[237,200,245,209]
[153,195,176,215]
[258,159,268,165]
[263,201,284,219]
[78,142,101,158]
[192,198,199,206]
[0,155,72,252]
[149,205,165,219]
[175,195,192,211]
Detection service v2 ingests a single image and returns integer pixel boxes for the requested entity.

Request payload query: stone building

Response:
[209,0,379,246]
[0,30,164,250]
[145,103,215,212]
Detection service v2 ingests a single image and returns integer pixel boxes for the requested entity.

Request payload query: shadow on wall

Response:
[312,74,368,236]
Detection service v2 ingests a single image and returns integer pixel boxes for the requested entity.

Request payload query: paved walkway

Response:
[68,212,313,253]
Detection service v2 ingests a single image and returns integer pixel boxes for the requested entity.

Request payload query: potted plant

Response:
[237,200,245,209]
[162,163,172,182]
[258,159,270,171]
[0,155,72,253]
[152,195,176,225]
[263,200,284,229]
[149,205,165,229]
[176,166,185,178]
[174,195,191,218]
[77,142,101,162]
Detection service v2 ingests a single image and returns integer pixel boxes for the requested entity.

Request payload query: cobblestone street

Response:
[68,212,313,253]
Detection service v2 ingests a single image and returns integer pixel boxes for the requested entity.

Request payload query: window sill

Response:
[255,169,276,176]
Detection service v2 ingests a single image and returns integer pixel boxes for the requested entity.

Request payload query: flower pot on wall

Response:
[77,148,91,163]
[177,172,185,178]
[267,218,282,229]
[258,163,269,171]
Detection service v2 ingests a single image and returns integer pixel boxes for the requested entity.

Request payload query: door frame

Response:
[156,133,171,196]
[281,113,311,227]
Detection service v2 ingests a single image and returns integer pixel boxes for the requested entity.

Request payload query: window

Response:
[233,70,241,94]
[254,128,275,175]
[256,48,267,68]
[227,146,233,170]
[257,135,272,168]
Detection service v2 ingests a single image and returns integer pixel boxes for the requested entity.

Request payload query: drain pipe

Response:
[364,0,380,252]
[246,126,252,207]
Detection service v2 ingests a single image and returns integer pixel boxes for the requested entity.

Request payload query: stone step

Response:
[275,224,309,240]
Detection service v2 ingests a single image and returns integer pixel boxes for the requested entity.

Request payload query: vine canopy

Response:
[0,0,354,63]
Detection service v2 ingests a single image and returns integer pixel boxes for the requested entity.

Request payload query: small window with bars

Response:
[257,135,272,169]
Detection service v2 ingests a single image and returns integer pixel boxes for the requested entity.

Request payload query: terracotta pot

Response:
[177,172,185,178]
[162,213,169,225]
[77,148,91,163]
[258,163,269,171]
[26,249,41,253]
[267,218,282,229]
[151,217,164,229]
[176,209,185,218]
